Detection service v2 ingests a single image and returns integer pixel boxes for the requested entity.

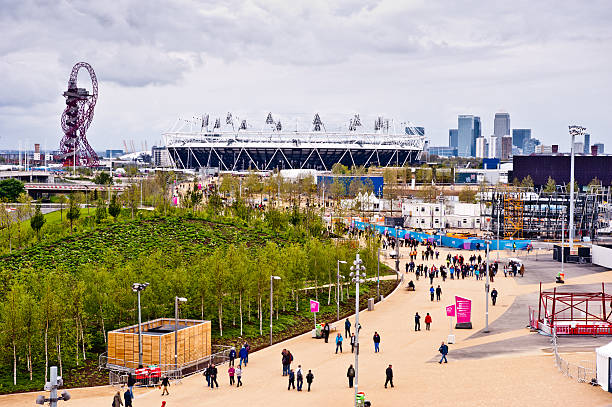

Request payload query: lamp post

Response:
[349,254,366,407]
[377,247,380,300]
[35,366,71,407]
[174,296,187,369]
[337,260,347,321]
[270,275,281,345]
[568,126,584,249]
[484,239,491,333]
[131,282,149,368]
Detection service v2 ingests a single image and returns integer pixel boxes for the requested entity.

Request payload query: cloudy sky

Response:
[1,0,611,151]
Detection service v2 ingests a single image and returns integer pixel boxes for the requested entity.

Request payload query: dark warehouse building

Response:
[513,155,612,186]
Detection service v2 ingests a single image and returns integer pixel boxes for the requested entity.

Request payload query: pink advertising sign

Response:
[454,296,472,324]
[310,300,320,313]
[446,305,456,317]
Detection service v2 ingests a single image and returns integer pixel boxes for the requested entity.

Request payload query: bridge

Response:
[24,183,128,194]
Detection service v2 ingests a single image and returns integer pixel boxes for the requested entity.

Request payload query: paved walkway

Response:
[3,247,612,407]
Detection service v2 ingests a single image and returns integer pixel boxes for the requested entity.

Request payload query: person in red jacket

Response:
[424,313,432,331]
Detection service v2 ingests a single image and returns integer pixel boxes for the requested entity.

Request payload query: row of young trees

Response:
[0,232,377,388]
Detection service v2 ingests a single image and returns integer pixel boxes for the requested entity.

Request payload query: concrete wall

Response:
[592,245,612,269]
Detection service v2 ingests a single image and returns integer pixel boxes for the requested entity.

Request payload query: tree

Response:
[95,199,107,223]
[58,194,67,222]
[15,193,32,247]
[66,194,81,231]
[108,194,121,220]
[543,176,556,193]
[1,285,24,385]
[30,205,46,240]
[93,171,113,185]
[520,175,534,189]
[0,202,15,252]
[458,189,477,203]
[0,179,25,201]
[331,163,349,174]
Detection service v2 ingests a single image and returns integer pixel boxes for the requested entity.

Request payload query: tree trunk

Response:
[314,278,318,301]
[57,330,63,377]
[327,270,332,305]
[201,296,204,320]
[258,295,263,335]
[295,291,299,311]
[44,321,48,383]
[81,317,86,361]
[28,342,32,381]
[100,304,106,343]
[239,292,243,336]
[75,317,79,366]
[218,300,223,337]
[13,342,17,386]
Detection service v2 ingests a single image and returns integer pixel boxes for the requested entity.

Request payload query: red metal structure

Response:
[59,62,99,167]
[531,282,612,335]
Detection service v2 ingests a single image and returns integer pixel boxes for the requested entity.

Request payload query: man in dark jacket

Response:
[287,369,296,390]
[323,323,330,343]
[239,345,248,367]
[306,370,314,392]
[491,288,498,306]
[161,376,170,395]
[373,332,381,353]
[436,285,442,301]
[210,364,219,388]
[438,342,449,364]
[384,364,394,388]
[345,318,351,338]
[414,312,421,331]
[124,389,133,407]
[229,347,236,366]
[281,349,291,376]
[347,365,355,388]
[127,373,136,398]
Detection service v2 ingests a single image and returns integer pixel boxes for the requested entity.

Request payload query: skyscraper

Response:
[457,115,481,157]
[594,143,604,154]
[449,129,458,148]
[475,137,488,158]
[489,136,500,158]
[512,129,531,150]
[494,112,510,140]
[584,133,590,155]
[501,136,513,160]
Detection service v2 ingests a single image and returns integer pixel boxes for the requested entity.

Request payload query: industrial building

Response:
[513,155,612,186]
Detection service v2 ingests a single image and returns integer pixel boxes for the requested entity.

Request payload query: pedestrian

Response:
[430,286,435,302]
[425,313,432,330]
[228,365,235,386]
[288,369,295,390]
[112,391,123,407]
[436,285,442,301]
[235,366,243,387]
[335,333,343,354]
[210,364,219,388]
[347,365,355,388]
[229,346,236,366]
[384,364,394,388]
[438,341,449,364]
[323,323,330,343]
[244,342,250,364]
[161,376,170,395]
[306,370,314,392]
[373,331,381,353]
[204,364,211,387]
[345,318,351,338]
[350,333,356,353]
[491,288,498,306]
[124,388,132,407]
[127,373,136,398]
[296,365,304,391]
[415,312,421,331]
[239,345,248,367]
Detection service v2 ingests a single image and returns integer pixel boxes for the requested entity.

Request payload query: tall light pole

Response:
[496,195,501,262]
[270,275,281,345]
[35,366,71,407]
[561,206,565,276]
[337,260,347,321]
[132,282,149,368]
[377,247,380,300]
[484,239,491,333]
[174,296,187,369]
[568,125,585,249]
[349,254,366,407]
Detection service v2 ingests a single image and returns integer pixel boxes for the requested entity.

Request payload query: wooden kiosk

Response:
[107,318,211,371]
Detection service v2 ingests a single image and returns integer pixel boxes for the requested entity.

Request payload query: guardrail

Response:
[552,332,597,384]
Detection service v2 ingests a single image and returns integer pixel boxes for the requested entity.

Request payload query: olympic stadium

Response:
[164,113,426,171]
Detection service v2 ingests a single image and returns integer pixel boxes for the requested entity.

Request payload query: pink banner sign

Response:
[446,304,456,317]
[455,296,472,324]
[310,300,320,313]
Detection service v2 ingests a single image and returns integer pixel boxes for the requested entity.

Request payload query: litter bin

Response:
[448,334,455,344]
[367,298,375,311]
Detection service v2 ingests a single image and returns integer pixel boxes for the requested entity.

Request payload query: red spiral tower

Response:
[60,62,99,167]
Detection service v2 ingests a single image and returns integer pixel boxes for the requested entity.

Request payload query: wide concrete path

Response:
[3,247,612,407]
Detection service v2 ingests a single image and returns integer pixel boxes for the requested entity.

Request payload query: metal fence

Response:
[101,344,232,386]
[551,332,597,384]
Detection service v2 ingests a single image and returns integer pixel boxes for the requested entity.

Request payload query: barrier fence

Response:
[552,332,596,384]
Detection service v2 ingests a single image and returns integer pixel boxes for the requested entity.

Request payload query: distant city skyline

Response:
[1,1,611,151]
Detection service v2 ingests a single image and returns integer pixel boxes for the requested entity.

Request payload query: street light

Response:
[484,239,491,333]
[175,296,187,369]
[35,366,71,407]
[337,260,347,320]
[132,282,149,368]
[270,275,281,345]
[349,254,366,407]
[377,247,380,301]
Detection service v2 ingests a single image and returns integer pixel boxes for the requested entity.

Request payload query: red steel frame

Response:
[536,282,612,335]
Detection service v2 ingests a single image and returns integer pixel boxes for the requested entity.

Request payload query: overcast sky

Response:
[1,0,611,151]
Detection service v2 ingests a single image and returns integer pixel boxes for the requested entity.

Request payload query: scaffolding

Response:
[481,185,607,241]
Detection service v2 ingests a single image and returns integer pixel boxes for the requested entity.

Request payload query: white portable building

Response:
[596,341,612,392]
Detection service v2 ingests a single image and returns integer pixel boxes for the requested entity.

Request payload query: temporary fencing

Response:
[551,332,597,384]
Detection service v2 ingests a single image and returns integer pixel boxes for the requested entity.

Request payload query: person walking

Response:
[436,285,442,302]
[229,346,236,366]
[373,331,381,353]
[335,333,343,354]
[425,313,432,330]
[414,312,421,331]
[438,341,449,364]
[239,345,248,367]
[430,286,435,302]
[235,366,243,387]
[124,389,133,407]
[296,365,304,391]
[491,288,498,306]
[347,365,355,388]
[161,376,170,395]
[112,391,123,407]
[306,370,314,392]
[384,364,394,388]
[350,333,356,353]
[210,364,219,388]
[282,349,290,376]
[204,364,211,387]
[323,323,330,343]
[228,365,235,386]
[288,369,296,390]
[345,318,351,338]
[127,373,136,399]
